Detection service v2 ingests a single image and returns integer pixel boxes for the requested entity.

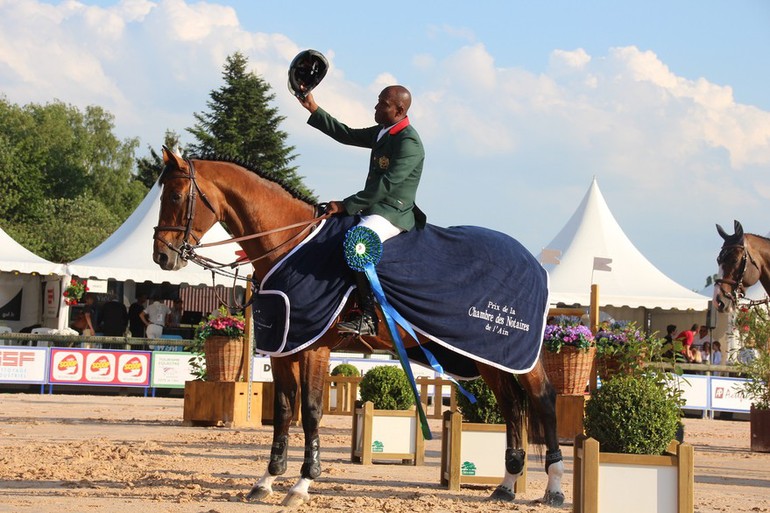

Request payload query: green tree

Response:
[0,97,147,260]
[136,130,183,189]
[187,51,314,199]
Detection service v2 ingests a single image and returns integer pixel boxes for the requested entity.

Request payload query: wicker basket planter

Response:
[542,346,596,395]
[203,335,244,382]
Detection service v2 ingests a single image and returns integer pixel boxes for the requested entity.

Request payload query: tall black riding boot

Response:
[338,272,378,336]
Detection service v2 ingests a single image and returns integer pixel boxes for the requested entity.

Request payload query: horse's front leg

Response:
[282,345,331,507]
[247,356,299,502]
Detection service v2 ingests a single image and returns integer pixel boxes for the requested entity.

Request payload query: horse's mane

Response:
[192,153,318,206]
[749,233,770,246]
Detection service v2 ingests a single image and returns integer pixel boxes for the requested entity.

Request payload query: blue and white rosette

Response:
[343,226,475,440]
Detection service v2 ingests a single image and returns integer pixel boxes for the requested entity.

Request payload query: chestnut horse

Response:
[153,148,564,507]
[715,220,770,312]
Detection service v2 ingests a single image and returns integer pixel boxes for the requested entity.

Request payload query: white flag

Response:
[540,249,561,265]
[593,257,613,272]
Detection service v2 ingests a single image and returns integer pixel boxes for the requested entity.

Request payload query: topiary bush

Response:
[330,363,360,378]
[455,378,504,424]
[584,373,681,455]
[358,365,414,410]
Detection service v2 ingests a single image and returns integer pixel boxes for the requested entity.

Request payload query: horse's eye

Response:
[172,192,183,203]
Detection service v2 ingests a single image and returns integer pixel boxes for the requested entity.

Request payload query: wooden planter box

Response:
[351,401,425,465]
[573,435,694,513]
[183,380,263,427]
[440,410,527,493]
[751,405,770,452]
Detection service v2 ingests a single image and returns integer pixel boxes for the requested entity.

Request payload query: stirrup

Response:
[338,313,377,336]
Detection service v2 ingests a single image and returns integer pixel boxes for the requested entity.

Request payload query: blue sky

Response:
[2,0,769,293]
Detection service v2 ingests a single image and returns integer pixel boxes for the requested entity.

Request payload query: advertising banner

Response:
[150,351,197,388]
[710,376,752,412]
[49,348,151,387]
[0,346,48,384]
[44,280,60,320]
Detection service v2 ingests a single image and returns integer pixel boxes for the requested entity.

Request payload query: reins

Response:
[153,158,329,308]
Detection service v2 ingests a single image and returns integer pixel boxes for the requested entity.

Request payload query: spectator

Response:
[167,299,184,328]
[676,324,698,359]
[693,325,712,350]
[81,293,98,337]
[128,294,148,338]
[140,295,172,340]
[662,324,677,360]
[100,298,129,338]
[701,341,712,365]
[712,341,723,365]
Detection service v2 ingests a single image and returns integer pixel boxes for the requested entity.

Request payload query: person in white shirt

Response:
[140,296,171,339]
[693,325,712,350]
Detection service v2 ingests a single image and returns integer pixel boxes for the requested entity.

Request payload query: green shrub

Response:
[330,363,360,377]
[455,378,504,424]
[359,365,414,410]
[584,373,681,455]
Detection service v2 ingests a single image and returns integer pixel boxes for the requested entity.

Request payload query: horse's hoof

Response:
[246,485,271,502]
[542,490,565,506]
[281,491,310,508]
[489,485,516,502]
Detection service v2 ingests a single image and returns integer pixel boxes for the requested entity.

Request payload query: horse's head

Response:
[153,146,220,271]
[714,220,751,313]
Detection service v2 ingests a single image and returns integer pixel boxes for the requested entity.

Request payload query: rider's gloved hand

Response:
[325,201,346,216]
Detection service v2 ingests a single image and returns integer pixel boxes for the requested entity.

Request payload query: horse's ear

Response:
[733,220,744,239]
[716,223,729,241]
[161,145,184,169]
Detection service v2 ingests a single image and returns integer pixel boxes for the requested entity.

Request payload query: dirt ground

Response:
[0,392,768,513]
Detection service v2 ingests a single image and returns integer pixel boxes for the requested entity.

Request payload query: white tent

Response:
[0,225,64,331]
[539,177,709,311]
[0,225,64,276]
[66,184,245,285]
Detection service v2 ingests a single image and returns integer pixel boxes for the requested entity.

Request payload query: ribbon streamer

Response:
[343,227,476,440]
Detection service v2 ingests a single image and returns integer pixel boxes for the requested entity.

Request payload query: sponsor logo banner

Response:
[50,349,150,386]
[0,347,48,384]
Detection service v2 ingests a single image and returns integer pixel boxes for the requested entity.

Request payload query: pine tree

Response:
[187,52,314,199]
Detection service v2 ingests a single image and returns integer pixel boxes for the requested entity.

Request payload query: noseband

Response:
[154,159,217,262]
[714,242,758,305]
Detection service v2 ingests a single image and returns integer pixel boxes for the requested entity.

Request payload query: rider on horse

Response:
[296,82,426,337]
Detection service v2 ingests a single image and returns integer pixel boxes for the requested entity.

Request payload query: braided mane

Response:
[192,153,317,206]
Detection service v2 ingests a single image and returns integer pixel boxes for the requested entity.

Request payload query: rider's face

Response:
[374,88,400,126]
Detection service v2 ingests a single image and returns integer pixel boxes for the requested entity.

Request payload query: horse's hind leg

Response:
[247,355,300,502]
[281,344,331,507]
[518,360,565,506]
[477,365,528,503]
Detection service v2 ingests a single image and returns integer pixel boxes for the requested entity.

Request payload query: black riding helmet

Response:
[288,49,328,100]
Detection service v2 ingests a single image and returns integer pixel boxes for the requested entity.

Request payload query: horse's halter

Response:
[154,159,217,262]
[714,241,758,306]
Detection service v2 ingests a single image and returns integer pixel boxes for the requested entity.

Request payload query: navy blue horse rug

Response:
[251,216,550,379]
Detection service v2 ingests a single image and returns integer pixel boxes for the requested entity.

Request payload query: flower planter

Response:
[542,345,596,395]
[439,410,526,493]
[203,335,244,381]
[573,435,694,513]
[351,401,425,465]
[751,405,770,453]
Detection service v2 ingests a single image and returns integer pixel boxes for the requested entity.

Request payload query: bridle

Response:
[714,241,758,306]
[154,159,218,263]
[153,158,329,278]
